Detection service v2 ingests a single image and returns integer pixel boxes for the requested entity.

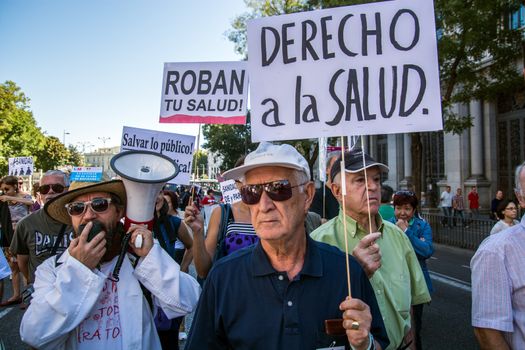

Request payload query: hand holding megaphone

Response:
[110,150,180,243]
[127,225,153,257]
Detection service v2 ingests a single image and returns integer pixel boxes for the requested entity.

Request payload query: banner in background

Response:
[8,157,34,176]
[120,126,195,185]
[219,179,242,205]
[247,0,442,142]
[160,61,249,124]
[70,167,103,182]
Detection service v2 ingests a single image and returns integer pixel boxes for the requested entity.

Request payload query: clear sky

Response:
[0,0,247,152]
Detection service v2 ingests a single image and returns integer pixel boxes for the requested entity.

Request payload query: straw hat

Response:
[44,180,127,225]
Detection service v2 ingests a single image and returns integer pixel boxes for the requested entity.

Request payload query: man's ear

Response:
[331,182,343,203]
[304,182,315,211]
[516,191,525,209]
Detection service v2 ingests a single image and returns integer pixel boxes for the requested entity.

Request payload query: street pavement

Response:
[0,243,480,349]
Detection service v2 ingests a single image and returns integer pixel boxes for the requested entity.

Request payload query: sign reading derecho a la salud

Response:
[247,0,442,142]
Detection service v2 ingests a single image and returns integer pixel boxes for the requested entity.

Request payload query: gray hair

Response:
[515,161,525,195]
[293,170,310,193]
[325,151,340,170]
[43,170,70,187]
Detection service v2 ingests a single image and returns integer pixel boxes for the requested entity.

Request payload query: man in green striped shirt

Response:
[311,149,431,350]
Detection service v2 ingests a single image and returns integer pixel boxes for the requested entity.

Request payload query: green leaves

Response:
[0,81,45,174]
[0,81,77,175]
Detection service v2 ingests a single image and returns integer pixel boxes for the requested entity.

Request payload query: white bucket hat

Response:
[222,142,310,180]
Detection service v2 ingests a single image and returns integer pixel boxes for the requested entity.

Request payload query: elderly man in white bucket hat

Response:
[20,179,200,350]
[184,142,389,350]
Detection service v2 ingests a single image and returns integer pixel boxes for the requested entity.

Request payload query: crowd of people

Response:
[0,144,523,349]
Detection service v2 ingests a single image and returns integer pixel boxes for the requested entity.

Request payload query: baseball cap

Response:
[222,142,310,180]
[330,148,389,183]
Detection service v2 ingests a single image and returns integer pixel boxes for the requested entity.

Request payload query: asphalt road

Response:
[0,243,480,349]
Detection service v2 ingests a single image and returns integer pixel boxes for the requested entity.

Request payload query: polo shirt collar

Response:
[251,235,323,278]
[339,208,385,237]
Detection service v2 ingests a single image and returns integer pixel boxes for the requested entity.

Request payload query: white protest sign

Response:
[247,0,442,142]
[160,61,249,124]
[219,179,242,205]
[120,126,195,185]
[8,157,34,176]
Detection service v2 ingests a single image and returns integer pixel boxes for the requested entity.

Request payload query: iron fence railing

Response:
[420,213,495,250]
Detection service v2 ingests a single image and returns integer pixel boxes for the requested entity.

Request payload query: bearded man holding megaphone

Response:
[20,151,201,350]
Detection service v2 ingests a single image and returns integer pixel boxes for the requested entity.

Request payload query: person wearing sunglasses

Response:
[184,142,389,350]
[20,179,200,349]
[389,190,434,350]
[0,175,33,307]
[311,149,431,350]
[490,199,520,235]
[9,170,74,292]
[471,162,525,349]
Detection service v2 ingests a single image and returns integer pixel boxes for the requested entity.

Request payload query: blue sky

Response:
[0,0,247,152]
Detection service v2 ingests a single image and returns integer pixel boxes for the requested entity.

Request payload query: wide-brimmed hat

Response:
[330,148,389,183]
[222,142,310,180]
[44,180,127,225]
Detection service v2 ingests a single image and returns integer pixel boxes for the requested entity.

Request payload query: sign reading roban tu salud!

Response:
[159,61,249,125]
[247,0,443,142]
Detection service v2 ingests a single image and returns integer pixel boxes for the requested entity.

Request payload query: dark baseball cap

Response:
[330,148,389,183]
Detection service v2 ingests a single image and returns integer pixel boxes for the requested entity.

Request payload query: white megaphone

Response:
[110,150,179,237]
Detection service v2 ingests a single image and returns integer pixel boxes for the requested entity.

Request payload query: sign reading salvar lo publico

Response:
[247,0,442,142]
[120,126,196,185]
[160,61,249,125]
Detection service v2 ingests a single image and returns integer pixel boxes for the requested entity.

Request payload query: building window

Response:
[497,110,525,196]
[510,5,525,29]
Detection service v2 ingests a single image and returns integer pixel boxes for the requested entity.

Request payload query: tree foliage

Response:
[202,119,256,171]
[436,0,524,132]
[0,81,77,175]
[34,136,70,172]
[66,145,84,167]
[0,81,45,175]
[192,149,209,178]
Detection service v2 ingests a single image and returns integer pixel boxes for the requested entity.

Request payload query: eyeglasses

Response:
[65,198,112,216]
[240,180,307,205]
[39,184,66,195]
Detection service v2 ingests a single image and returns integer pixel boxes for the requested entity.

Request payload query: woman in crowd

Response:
[490,199,520,235]
[189,156,257,279]
[161,190,193,271]
[30,182,42,212]
[390,190,434,350]
[153,190,193,350]
[0,176,33,306]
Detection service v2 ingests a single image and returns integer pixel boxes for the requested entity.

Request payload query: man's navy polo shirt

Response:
[185,236,389,350]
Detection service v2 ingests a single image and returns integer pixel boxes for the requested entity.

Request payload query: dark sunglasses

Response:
[65,198,112,216]
[39,184,66,195]
[240,180,307,205]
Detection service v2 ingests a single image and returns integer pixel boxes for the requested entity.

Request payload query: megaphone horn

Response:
[110,150,179,232]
